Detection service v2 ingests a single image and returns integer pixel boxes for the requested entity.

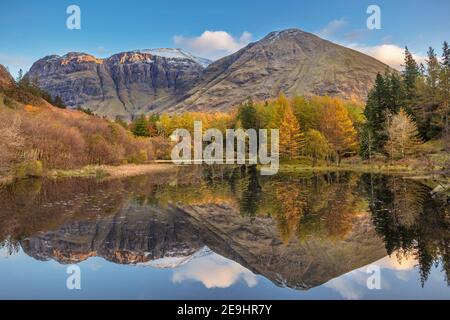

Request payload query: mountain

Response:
[26,29,389,118]
[26,49,212,120]
[0,64,14,90]
[171,29,390,112]
[20,199,386,290]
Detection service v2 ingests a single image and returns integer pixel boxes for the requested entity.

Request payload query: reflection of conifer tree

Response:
[361,174,416,255]
[238,166,262,217]
[441,243,450,286]
[361,173,450,286]
[417,237,434,287]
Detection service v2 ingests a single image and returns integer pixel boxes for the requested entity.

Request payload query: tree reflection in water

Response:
[0,166,448,288]
[361,173,450,286]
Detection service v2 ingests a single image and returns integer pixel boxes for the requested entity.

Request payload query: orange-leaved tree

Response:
[319,97,357,164]
[279,105,305,160]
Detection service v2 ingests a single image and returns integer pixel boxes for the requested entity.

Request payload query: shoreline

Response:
[2,162,448,186]
[49,163,177,179]
[277,163,450,185]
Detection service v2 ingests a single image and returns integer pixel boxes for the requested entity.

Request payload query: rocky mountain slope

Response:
[26,28,389,118]
[21,200,386,290]
[26,49,211,120]
[171,29,389,112]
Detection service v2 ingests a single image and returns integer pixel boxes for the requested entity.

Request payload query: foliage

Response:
[0,99,158,174]
[14,160,43,178]
[132,114,150,137]
[279,105,304,159]
[385,109,423,159]
[0,112,24,174]
[362,174,450,286]
[319,97,358,163]
[237,98,258,130]
[362,40,450,158]
[304,129,330,166]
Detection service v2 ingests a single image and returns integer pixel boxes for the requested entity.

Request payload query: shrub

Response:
[14,160,43,178]
[0,111,24,174]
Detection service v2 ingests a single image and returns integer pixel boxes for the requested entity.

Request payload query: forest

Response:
[123,43,449,171]
[0,42,449,181]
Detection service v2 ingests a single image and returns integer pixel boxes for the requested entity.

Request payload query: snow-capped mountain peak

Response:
[136,246,213,269]
[138,48,212,68]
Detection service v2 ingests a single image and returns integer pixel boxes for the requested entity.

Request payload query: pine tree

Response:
[279,105,304,160]
[359,125,376,161]
[442,41,450,68]
[425,47,441,100]
[238,98,258,130]
[53,96,66,109]
[16,69,23,82]
[403,47,420,107]
[410,49,441,140]
[385,109,422,159]
[132,114,150,137]
[364,73,389,152]
[386,71,405,114]
[440,41,450,150]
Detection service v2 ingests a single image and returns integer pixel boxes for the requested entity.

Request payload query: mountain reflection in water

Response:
[0,166,448,299]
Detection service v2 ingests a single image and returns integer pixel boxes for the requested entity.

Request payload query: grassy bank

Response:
[279,162,427,174]
[0,163,177,187]
[50,163,176,179]
[277,157,450,186]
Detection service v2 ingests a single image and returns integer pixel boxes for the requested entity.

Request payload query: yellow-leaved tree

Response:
[385,109,423,159]
[304,129,330,166]
[279,105,305,160]
[320,97,357,164]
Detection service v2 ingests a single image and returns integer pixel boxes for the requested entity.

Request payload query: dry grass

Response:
[99,163,176,179]
[51,163,176,179]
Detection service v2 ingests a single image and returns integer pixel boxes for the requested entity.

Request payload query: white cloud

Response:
[315,18,426,70]
[346,43,426,70]
[171,252,257,289]
[316,18,347,39]
[173,30,252,60]
[324,274,364,300]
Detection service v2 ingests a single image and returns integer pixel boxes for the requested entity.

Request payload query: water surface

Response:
[0,166,449,299]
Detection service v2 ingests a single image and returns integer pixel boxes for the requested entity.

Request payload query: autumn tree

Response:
[385,109,422,159]
[320,98,357,163]
[279,105,304,159]
[147,114,159,137]
[0,113,24,173]
[304,129,330,166]
[292,95,322,132]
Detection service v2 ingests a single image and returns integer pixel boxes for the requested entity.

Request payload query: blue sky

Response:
[1,0,449,77]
